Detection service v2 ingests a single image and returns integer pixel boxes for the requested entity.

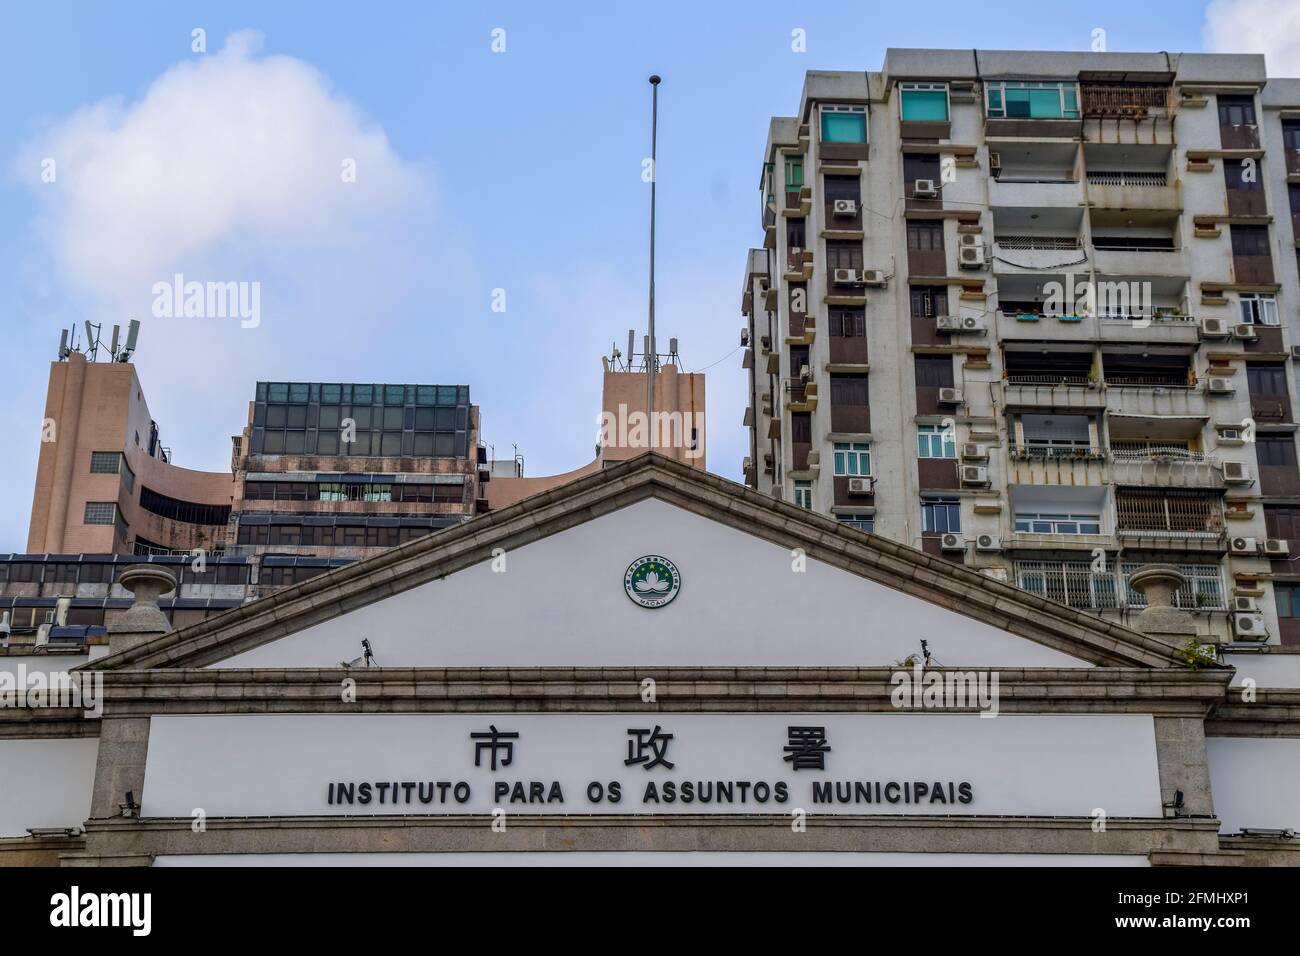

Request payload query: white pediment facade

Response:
[216,497,1089,669]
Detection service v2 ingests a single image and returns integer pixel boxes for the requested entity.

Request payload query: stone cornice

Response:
[82,665,1231,718]
[87,455,1188,672]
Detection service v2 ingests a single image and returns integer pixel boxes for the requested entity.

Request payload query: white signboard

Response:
[142,713,1162,818]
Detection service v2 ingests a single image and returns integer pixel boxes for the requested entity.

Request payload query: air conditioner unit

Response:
[1222,461,1253,484]
[975,533,1001,552]
[1264,538,1291,557]
[961,465,990,486]
[1229,535,1258,554]
[1218,427,1243,443]
[860,269,887,287]
[936,315,960,332]
[1233,323,1258,341]
[913,179,938,198]
[938,387,964,405]
[940,533,965,552]
[959,239,986,269]
[1291,345,1300,361]
[1208,377,1235,395]
[961,443,988,460]
[960,314,986,333]
[988,151,1002,173]
[1199,317,1230,339]
[832,198,858,217]
[799,364,812,383]
[1233,595,1259,613]
[1233,612,1268,640]
[847,477,874,495]
[833,268,864,286]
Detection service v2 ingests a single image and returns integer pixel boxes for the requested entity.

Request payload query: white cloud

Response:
[1204,0,1300,74]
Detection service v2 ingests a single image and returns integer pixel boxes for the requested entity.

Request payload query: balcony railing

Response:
[1109,443,1202,462]
[1098,312,1195,324]
[1012,443,1104,460]
[994,235,1081,251]
[1015,560,1226,611]
[1086,170,1168,187]
[1006,373,1093,387]
[1115,491,1224,535]
[1080,84,1171,116]
[1103,374,1192,388]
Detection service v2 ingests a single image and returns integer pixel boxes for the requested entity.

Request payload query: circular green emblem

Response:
[624,555,681,609]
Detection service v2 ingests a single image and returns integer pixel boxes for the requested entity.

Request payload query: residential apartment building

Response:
[742,49,1300,647]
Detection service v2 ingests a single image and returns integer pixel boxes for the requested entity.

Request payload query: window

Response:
[1247,363,1288,398]
[906,220,944,252]
[1256,434,1297,467]
[784,154,803,189]
[1230,224,1270,257]
[921,496,961,534]
[913,355,954,388]
[139,487,232,525]
[826,240,863,271]
[984,80,1079,120]
[1284,120,1300,151]
[1013,512,1102,534]
[1224,158,1262,192]
[84,502,117,525]
[1276,583,1300,619]
[823,175,861,205]
[787,219,806,249]
[794,480,814,509]
[829,374,869,406]
[909,286,949,318]
[89,452,121,474]
[828,308,865,337]
[1238,293,1279,326]
[903,154,940,186]
[900,83,949,122]
[837,514,875,533]
[820,105,867,143]
[917,424,956,459]
[1217,94,1256,127]
[833,442,871,476]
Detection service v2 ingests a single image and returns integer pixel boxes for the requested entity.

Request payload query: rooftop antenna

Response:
[84,321,99,362]
[646,74,661,449]
[116,319,140,362]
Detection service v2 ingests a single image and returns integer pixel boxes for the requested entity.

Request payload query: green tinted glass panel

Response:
[901,90,948,122]
[821,112,866,143]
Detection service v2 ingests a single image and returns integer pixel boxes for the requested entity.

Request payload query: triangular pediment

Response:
[91,455,1185,671]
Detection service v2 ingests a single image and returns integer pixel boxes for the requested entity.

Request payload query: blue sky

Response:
[0,0,1283,550]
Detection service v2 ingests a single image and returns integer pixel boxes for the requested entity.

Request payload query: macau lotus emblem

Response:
[623,555,682,609]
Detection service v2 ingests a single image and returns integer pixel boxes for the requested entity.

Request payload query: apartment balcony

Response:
[1080,83,1172,118]
[1014,559,1227,612]
[1090,243,1189,278]
[781,186,812,218]
[1008,444,1107,486]
[1002,376,1106,411]
[988,177,1082,209]
[1108,447,1225,489]
[1085,170,1180,212]
[784,379,818,412]
[1115,490,1226,553]
[1005,531,1114,553]
[990,236,1084,276]
[1095,312,1199,345]
[1103,381,1208,418]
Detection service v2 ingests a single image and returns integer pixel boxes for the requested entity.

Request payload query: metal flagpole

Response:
[646,74,660,449]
